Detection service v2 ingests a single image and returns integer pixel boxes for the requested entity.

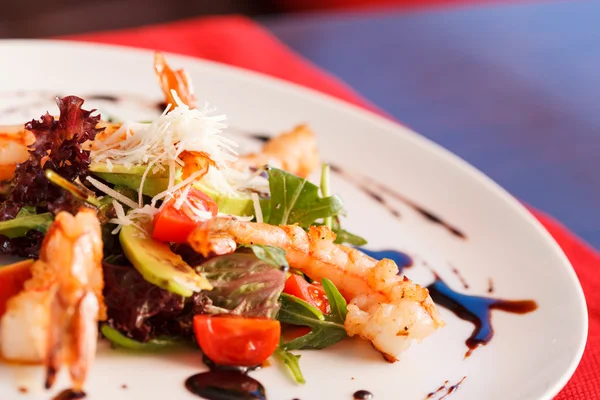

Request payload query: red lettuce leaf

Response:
[0,230,44,258]
[8,96,102,207]
[0,96,103,257]
[103,257,210,342]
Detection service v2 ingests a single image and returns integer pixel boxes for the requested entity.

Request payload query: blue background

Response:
[261,1,600,248]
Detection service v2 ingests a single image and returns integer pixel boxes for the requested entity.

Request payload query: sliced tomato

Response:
[193,315,280,367]
[152,188,218,243]
[284,274,330,314]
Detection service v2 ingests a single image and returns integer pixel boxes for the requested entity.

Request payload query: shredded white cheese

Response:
[151,169,205,207]
[86,176,139,210]
[108,200,133,234]
[89,91,273,234]
[91,92,235,173]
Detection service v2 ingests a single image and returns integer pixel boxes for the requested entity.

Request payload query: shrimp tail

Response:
[45,287,62,389]
[68,292,99,390]
[45,289,98,391]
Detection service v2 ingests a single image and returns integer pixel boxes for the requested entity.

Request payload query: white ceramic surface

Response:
[0,40,587,400]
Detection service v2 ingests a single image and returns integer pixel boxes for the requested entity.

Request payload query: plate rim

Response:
[0,38,589,399]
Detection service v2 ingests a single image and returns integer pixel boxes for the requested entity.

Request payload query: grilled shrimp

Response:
[235,124,320,178]
[154,52,196,109]
[0,209,105,391]
[0,125,34,180]
[188,218,443,361]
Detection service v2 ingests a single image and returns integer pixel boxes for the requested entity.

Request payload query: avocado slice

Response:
[193,182,269,217]
[90,163,180,197]
[90,162,268,217]
[119,224,212,297]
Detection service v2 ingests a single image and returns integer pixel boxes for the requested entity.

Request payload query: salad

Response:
[0,53,443,395]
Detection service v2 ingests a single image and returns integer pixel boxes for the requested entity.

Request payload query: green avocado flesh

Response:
[90,163,176,197]
[90,162,267,217]
[192,182,269,217]
[119,224,212,297]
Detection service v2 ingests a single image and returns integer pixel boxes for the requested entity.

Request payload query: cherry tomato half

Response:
[193,315,280,367]
[283,274,330,314]
[152,188,218,244]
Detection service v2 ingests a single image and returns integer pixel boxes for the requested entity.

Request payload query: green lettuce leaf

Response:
[265,168,344,227]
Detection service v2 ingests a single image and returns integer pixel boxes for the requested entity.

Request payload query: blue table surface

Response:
[260,1,600,249]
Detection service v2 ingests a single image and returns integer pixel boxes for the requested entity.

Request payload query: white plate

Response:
[0,40,587,400]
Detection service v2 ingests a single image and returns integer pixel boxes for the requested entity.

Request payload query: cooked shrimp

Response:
[83,121,122,151]
[181,151,216,180]
[235,124,320,178]
[0,125,35,180]
[154,52,196,109]
[188,218,443,361]
[0,209,105,391]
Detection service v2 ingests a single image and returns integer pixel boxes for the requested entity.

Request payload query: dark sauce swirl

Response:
[51,389,86,400]
[353,389,373,399]
[185,371,266,400]
[427,276,537,357]
[185,355,266,400]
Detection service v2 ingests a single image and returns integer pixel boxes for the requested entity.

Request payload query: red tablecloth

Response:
[68,16,600,399]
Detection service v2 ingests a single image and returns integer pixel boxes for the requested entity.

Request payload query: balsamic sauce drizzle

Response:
[450,266,469,289]
[439,377,466,400]
[329,165,466,240]
[353,389,373,399]
[185,356,266,399]
[51,389,86,400]
[426,380,449,398]
[86,94,120,102]
[487,278,494,293]
[427,275,537,357]
[185,371,266,400]
[426,377,466,400]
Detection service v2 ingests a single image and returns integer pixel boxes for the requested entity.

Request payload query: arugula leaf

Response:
[240,244,289,271]
[314,217,368,246]
[275,345,306,384]
[280,293,325,321]
[277,279,348,350]
[333,228,367,246]
[321,278,348,322]
[265,168,344,227]
[0,212,53,239]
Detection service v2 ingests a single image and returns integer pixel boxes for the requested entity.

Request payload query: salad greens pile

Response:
[0,95,367,385]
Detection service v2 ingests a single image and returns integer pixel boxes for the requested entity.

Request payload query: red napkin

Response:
[68,16,599,399]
